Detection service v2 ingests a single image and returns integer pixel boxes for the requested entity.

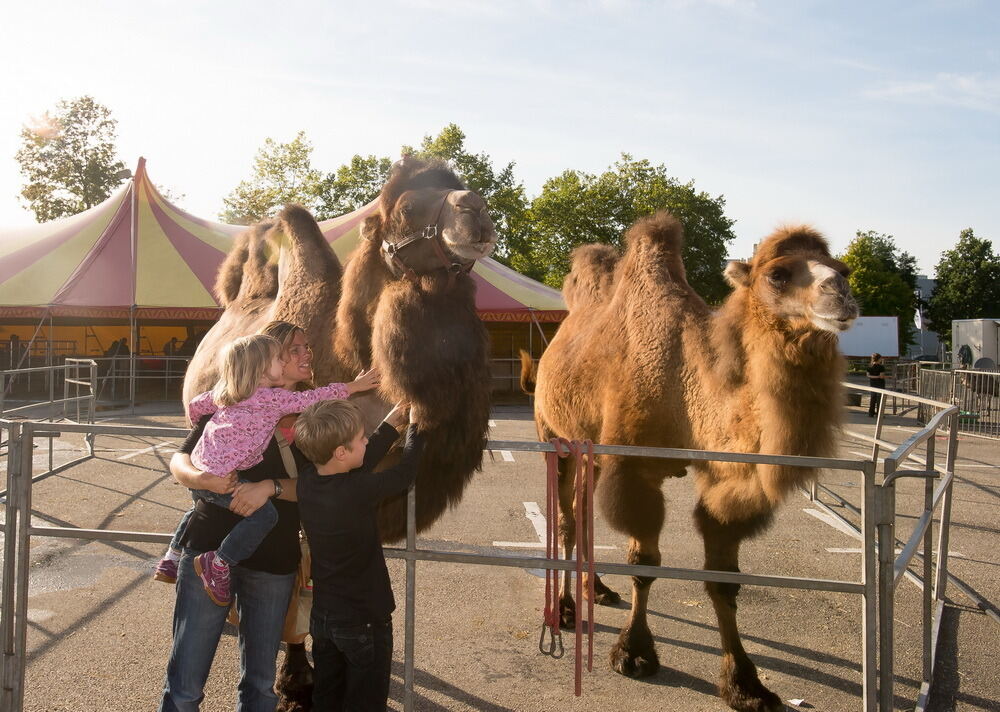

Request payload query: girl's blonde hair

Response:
[259,320,314,391]
[212,334,282,406]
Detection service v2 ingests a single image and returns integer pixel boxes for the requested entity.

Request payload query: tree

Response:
[316,154,392,219]
[524,154,736,301]
[404,124,531,267]
[15,96,128,222]
[839,231,918,353]
[926,228,1000,348]
[220,131,324,224]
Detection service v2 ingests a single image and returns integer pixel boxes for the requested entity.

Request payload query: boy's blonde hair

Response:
[295,400,366,465]
[212,334,282,406]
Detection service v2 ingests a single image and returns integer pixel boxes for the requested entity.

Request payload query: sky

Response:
[0,0,997,275]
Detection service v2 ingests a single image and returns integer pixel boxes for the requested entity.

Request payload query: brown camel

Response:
[181,157,496,711]
[522,211,858,711]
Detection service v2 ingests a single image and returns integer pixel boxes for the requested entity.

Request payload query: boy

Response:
[294,399,422,711]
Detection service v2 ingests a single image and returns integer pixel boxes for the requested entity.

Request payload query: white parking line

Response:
[117,442,176,460]
[491,502,618,552]
[501,450,515,462]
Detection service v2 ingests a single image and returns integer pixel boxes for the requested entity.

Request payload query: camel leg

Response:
[579,458,621,607]
[608,534,661,677]
[694,502,782,712]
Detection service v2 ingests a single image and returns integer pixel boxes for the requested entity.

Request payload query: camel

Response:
[181,157,496,711]
[521,211,858,711]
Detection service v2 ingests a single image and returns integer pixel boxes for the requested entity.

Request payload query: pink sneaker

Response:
[194,551,231,606]
[153,557,178,584]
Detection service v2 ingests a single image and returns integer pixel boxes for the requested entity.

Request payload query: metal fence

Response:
[0,384,960,712]
[917,367,1000,439]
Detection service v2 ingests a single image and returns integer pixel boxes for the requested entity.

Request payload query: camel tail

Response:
[562,243,620,312]
[519,349,537,395]
[623,210,687,286]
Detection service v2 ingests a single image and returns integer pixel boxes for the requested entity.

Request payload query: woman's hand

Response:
[199,471,237,495]
[229,480,274,518]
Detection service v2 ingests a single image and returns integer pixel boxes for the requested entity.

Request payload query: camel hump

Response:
[563,243,620,311]
[214,221,277,306]
[622,210,688,284]
[519,349,537,394]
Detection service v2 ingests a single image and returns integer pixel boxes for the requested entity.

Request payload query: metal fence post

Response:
[877,461,897,712]
[1,422,21,712]
[404,481,416,712]
[12,421,34,712]
[861,459,878,712]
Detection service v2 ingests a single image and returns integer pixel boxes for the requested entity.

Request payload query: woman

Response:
[867,352,887,417]
[159,320,314,712]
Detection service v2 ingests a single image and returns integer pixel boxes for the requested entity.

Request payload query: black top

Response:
[867,362,886,386]
[298,422,425,624]
[177,415,303,575]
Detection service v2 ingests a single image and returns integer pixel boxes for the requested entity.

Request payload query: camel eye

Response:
[767,266,789,287]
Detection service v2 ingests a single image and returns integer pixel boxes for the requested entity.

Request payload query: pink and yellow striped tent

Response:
[0,158,566,322]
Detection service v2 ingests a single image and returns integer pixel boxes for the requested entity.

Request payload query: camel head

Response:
[725,226,858,333]
[362,157,497,279]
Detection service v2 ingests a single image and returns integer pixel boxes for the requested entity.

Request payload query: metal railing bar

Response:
[19,422,186,438]
[383,548,865,594]
[893,509,934,586]
[885,407,959,467]
[846,382,954,410]
[485,439,867,471]
[27,526,171,545]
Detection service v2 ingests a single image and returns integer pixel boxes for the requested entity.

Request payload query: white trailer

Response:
[837,316,899,358]
[952,319,1000,368]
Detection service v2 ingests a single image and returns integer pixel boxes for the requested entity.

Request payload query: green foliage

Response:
[840,231,918,352]
[15,96,128,222]
[525,154,735,301]
[404,124,531,267]
[316,154,392,219]
[220,131,324,224]
[926,228,1000,347]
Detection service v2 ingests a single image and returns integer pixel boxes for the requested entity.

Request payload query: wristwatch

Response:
[271,479,283,498]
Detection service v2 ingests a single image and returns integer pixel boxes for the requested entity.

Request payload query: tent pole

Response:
[130,308,137,415]
[529,310,550,349]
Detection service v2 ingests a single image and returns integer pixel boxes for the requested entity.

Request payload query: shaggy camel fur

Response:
[523,211,858,712]
[181,157,497,712]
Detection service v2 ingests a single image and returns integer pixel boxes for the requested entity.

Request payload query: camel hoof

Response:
[719,655,784,712]
[588,577,622,606]
[559,598,577,630]
[609,642,659,678]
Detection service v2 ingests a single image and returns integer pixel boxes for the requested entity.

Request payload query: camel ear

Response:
[361,214,383,242]
[724,261,751,288]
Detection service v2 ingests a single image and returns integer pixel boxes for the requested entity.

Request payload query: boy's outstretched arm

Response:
[362,402,409,470]
[368,424,425,501]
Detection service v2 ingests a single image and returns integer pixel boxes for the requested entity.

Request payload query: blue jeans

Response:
[189,485,278,566]
[310,610,393,711]
[167,492,197,552]
[159,549,295,712]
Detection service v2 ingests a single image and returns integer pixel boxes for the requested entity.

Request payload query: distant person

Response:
[867,353,886,417]
[163,337,179,356]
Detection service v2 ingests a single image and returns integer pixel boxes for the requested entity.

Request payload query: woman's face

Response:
[278,330,313,388]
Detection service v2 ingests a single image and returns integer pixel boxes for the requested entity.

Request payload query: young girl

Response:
[154,333,379,606]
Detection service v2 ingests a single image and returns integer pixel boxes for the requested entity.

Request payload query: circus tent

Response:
[0,158,566,323]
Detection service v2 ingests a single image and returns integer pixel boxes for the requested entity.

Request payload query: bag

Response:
[226,428,313,643]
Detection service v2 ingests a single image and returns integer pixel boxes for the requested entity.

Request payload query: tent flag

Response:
[0,158,566,322]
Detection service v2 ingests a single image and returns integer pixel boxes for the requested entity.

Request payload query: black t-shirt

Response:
[867,362,886,386]
[177,416,303,575]
[298,422,424,625]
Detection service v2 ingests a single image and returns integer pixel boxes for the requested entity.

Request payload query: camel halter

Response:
[381,190,475,289]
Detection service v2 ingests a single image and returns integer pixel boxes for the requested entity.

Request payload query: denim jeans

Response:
[191,484,278,565]
[167,492,198,552]
[159,549,295,712]
[310,610,393,711]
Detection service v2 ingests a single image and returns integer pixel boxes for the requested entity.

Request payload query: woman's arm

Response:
[168,452,236,494]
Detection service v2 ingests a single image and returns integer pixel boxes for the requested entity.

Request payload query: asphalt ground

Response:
[1,402,997,712]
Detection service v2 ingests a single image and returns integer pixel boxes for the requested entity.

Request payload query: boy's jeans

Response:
[310,609,393,710]
[186,484,278,565]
